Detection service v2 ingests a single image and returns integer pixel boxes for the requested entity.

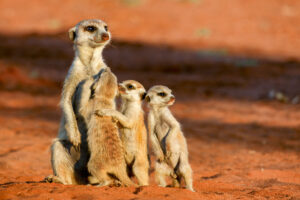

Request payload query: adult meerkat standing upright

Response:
[86,71,136,187]
[97,80,149,186]
[146,85,194,192]
[50,19,111,185]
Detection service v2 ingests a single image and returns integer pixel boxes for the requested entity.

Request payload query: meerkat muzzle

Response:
[101,33,109,41]
[118,84,126,94]
[167,96,175,105]
[94,33,109,43]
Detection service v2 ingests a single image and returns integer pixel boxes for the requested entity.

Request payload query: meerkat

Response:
[96,80,149,186]
[86,70,136,187]
[49,19,111,185]
[146,85,194,192]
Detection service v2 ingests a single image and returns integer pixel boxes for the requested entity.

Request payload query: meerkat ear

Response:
[145,95,151,102]
[141,92,147,100]
[68,27,76,41]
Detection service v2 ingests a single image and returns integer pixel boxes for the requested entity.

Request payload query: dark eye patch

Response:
[157,92,166,97]
[141,92,147,100]
[127,84,135,90]
[85,26,97,32]
[104,25,108,31]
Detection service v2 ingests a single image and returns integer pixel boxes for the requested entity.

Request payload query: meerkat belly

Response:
[89,117,123,165]
[155,122,169,142]
[120,128,137,164]
[155,121,181,154]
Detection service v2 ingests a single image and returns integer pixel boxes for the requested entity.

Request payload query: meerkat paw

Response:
[172,179,180,188]
[170,171,177,179]
[96,180,111,187]
[94,109,106,116]
[44,175,63,184]
[44,175,54,183]
[186,186,195,192]
[96,109,115,116]
[112,180,122,187]
[157,152,165,163]
[69,130,81,150]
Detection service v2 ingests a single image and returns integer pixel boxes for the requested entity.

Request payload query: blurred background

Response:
[0,0,300,99]
[0,0,300,199]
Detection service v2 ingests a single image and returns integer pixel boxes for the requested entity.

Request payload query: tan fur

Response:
[97,80,149,186]
[87,72,136,187]
[146,85,194,192]
[49,19,111,185]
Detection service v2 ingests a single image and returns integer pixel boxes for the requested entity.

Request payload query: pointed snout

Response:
[118,84,126,94]
[101,32,109,41]
[94,32,110,43]
[167,95,175,105]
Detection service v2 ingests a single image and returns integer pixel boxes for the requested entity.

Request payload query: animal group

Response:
[46,19,194,192]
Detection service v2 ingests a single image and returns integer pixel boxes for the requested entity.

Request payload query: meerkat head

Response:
[68,19,111,48]
[118,80,146,102]
[146,85,175,107]
[91,68,118,100]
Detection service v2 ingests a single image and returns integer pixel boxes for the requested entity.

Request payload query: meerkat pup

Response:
[146,85,194,192]
[87,70,136,187]
[50,19,111,185]
[97,80,149,186]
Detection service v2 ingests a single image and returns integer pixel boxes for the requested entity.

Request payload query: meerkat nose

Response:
[118,84,126,93]
[101,33,109,41]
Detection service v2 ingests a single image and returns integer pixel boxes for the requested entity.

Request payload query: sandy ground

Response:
[0,0,300,199]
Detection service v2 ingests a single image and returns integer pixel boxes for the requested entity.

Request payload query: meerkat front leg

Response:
[77,78,94,113]
[148,112,165,162]
[96,109,135,128]
[161,111,181,157]
[61,74,82,148]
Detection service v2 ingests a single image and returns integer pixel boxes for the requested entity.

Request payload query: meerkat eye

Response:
[85,26,97,32]
[127,84,134,90]
[104,25,108,32]
[157,92,166,97]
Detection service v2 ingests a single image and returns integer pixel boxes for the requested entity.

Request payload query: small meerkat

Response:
[49,19,111,185]
[97,80,149,186]
[146,85,194,192]
[87,70,136,187]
